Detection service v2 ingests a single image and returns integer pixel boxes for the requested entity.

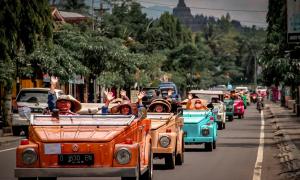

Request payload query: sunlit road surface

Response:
[0,104,282,180]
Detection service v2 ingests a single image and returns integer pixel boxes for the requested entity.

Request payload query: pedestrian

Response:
[266,89,270,99]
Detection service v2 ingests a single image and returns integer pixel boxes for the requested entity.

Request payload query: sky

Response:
[137,0,268,28]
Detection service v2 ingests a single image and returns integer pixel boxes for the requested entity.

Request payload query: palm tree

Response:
[202,23,223,54]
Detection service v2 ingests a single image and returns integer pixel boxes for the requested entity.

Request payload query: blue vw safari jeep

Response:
[181,105,218,151]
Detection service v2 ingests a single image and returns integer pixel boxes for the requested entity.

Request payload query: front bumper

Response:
[226,112,233,116]
[184,137,213,143]
[153,147,173,154]
[15,167,138,178]
[12,114,28,126]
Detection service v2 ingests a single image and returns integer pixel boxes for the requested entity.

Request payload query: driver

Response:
[56,95,81,115]
[186,94,209,110]
[257,90,265,109]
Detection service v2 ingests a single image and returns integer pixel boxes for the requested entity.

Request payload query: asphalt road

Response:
[0,103,283,180]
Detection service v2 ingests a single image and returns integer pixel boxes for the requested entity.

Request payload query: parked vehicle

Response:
[188,90,226,130]
[224,99,234,121]
[12,88,65,136]
[141,87,159,107]
[15,107,153,180]
[233,99,245,119]
[257,96,263,113]
[147,111,184,169]
[158,82,180,101]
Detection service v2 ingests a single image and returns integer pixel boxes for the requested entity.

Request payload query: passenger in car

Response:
[101,91,145,117]
[186,94,209,110]
[148,99,171,113]
[56,95,82,115]
[47,76,80,113]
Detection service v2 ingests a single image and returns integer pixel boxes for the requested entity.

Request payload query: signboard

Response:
[285,87,291,96]
[69,73,85,84]
[287,0,300,43]
[130,90,139,103]
[43,73,50,82]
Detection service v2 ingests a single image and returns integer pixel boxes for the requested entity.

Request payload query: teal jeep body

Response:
[181,109,217,151]
[224,99,234,121]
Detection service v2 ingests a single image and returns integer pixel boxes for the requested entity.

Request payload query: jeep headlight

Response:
[201,128,210,136]
[21,148,37,165]
[159,135,171,148]
[115,148,131,165]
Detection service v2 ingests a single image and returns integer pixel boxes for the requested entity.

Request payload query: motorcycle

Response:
[257,96,263,113]
[251,93,257,103]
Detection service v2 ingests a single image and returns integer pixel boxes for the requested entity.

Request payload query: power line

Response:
[137,0,268,13]
[142,7,268,24]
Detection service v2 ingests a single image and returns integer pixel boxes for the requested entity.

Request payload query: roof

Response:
[50,6,66,27]
[189,90,225,95]
[60,11,85,18]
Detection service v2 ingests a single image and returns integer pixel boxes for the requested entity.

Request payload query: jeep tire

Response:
[175,135,184,165]
[238,114,242,119]
[213,140,217,149]
[12,126,20,136]
[205,142,213,151]
[141,143,153,180]
[223,122,225,129]
[165,153,175,169]
[217,122,223,130]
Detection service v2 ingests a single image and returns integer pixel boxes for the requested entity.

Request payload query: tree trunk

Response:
[117,87,120,98]
[3,89,12,127]
[182,89,187,100]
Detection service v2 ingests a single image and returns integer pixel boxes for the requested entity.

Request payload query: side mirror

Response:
[18,107,31,120]
[177,107,183,116]
[138,107,147,120]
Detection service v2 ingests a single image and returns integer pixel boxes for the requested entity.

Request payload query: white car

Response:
[213,103,226,130]
[256,86,267,94]
[12,88,65,136]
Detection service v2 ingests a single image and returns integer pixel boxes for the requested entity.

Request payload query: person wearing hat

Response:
[186,94,209,110]
[148,99,171,113]
[102,90,146,117]
[47,76,81,113]
[56,95,82,115]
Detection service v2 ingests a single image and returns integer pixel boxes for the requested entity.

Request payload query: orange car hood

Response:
[32,125,129,142]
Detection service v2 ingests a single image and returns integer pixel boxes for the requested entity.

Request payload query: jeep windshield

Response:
[224,99,231,103]
[193,94,218,103]
[17,91,48,103]
[31,115,135,126]
[159,86,175,94]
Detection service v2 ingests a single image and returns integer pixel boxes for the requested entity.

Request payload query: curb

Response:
[266,103,300,179]
[0,136,25,146]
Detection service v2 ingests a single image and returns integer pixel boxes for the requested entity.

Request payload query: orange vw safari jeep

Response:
[147,99,184,169]
[15,107,153,180]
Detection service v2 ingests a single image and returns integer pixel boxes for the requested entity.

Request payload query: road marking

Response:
[253,111,264,180]
[0,147,17,153]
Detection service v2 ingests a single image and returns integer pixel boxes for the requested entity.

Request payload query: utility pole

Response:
[94,0,110,22]
[92,0,94,30]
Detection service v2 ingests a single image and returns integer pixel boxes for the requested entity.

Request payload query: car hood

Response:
[32,125,129,142]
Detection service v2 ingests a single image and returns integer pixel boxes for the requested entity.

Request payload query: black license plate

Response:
[58,154,94,165]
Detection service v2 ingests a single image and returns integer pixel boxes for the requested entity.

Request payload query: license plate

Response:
[237,109,240,112]
[184,131,187,137]
[58,154,94,165]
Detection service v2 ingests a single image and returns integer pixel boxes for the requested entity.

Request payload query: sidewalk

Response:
[265,99,300,179]
[0,133,25,146]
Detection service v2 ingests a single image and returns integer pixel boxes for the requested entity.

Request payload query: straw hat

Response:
[56,95,82,112]
[149,99,171,113]
[112,98,123,103]
[181,99,189,104]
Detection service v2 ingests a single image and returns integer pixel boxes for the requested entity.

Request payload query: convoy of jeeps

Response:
[14,84,253,180]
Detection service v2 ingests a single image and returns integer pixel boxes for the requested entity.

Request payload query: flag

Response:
[136,73,138,78]
[226,73,229,77]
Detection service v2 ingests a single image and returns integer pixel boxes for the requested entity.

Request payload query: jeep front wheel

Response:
[205,142,213,151]
[165,153,175,169]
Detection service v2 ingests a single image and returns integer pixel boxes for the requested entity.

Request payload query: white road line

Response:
[253,111,265,180]
[0,147,17,153]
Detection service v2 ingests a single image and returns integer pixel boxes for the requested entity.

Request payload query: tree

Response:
[0,0,53,126]
[202,23,222,54]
